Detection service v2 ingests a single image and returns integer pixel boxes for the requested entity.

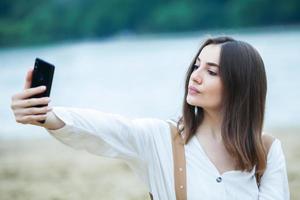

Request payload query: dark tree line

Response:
[0,0,299,47]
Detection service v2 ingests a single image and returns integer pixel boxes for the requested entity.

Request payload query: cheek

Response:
[204,79,223,104]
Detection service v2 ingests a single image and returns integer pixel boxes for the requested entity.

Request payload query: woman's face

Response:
[186,44,223,111]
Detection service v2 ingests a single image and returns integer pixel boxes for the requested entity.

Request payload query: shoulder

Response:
[132,118,170,136]
[260,133,287,183]
[261,132,285,161]
[262,132,276,153]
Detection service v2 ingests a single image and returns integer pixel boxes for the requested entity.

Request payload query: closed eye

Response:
[208,70,217,76]
[193,64,217,75]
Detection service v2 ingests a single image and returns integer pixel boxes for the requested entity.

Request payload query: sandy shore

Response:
[0,137,151,200]
[0,130,299,200]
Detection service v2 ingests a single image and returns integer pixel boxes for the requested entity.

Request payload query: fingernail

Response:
[41,86,46,90]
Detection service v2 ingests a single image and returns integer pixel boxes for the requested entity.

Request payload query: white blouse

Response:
[46,107,290,200]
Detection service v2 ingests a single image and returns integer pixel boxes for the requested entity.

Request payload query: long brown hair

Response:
[177,36,267,184]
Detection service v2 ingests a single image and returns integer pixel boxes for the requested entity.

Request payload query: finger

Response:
[24,68,34,90]
[14,86,46,100]
[21,114,48,124]
[12,97,50,109]
[17,106,52,115]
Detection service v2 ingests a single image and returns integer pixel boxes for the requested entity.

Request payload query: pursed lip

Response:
[188,86,200,93]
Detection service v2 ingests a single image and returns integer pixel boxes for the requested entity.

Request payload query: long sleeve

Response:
[258,139,290,200]
[45,106,168,188]
[46,106,166,161]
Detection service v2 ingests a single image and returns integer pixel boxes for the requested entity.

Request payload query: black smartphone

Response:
[30,58,55,99]
[30,58,55,123]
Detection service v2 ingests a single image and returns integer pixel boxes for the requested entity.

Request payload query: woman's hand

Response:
[10,68,65,130]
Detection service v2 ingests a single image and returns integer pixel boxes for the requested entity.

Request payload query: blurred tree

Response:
[0,0,299,47]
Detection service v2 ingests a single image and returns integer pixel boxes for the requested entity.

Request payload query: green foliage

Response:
[0,0,299,47]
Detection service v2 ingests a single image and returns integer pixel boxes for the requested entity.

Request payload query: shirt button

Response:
[180,185,184,189]
[179,167,183,172]
[216,177,222,183]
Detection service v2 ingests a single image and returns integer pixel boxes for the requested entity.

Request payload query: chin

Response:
[186,96,202,107]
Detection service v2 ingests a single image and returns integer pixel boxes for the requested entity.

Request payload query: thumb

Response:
[24,67,33,90]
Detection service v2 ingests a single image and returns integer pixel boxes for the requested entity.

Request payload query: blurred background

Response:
[0,0,299,199]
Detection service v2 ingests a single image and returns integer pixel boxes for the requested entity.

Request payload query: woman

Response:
[11,36,289,199]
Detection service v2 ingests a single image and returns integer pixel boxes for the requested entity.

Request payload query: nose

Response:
[191,67,203,84]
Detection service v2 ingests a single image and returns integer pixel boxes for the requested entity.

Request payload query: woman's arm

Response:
[44,106,164,162]
[11,68,164,163]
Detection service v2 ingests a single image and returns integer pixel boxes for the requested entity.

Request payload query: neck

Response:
[197,108,222,141]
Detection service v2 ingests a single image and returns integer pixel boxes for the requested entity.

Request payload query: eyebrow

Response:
[197,57,219,67]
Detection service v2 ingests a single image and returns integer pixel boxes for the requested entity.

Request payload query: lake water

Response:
[1,29,299,139]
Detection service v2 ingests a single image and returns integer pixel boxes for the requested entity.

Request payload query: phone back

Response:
[31,58,55,98]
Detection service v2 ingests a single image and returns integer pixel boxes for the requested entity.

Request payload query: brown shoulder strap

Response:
[168,122,187,200]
